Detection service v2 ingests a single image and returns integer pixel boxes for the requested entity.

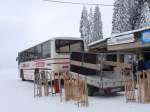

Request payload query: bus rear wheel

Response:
[88,85,94,96]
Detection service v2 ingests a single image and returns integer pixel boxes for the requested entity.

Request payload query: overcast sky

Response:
[0,0,114,70]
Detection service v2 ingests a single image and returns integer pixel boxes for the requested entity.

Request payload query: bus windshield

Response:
[55,39,84,53]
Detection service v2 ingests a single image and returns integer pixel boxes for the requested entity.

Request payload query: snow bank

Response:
[0,68,150,112]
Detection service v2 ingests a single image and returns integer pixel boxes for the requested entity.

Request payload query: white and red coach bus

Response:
[17,37,84,81]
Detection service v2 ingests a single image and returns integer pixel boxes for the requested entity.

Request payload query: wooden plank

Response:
[71,60,131,71]
[99,60,131,69]
[108,41,150,51]
[70,60,99,70]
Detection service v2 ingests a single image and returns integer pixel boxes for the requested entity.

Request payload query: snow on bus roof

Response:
[52,37,82,40]
[19,37,83,53]
[88,27,150,47]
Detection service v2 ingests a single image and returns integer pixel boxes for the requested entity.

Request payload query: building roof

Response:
[110,27,150,38]
[88,27,150,48]
[107,27,150,51]
[88,38,109,47]
[19,37,83,53]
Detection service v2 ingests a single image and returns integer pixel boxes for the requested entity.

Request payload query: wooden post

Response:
[59,72,63,102]
[117,52,120,65]
[124,69,136,103]
[64,73,70,101]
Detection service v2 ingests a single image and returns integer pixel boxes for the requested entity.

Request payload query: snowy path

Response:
[0,69,150,112]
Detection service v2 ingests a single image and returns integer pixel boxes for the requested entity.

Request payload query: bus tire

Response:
[104,88,112,96]
[35,68,39,75]
[88,85,94,96]
[34,69,39,83]
[20,69,25,81]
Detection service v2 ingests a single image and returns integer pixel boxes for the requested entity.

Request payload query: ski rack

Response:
[34,70,62,99]
[34,71,49,97]
[63,73,89,107]
[124,69,150,103]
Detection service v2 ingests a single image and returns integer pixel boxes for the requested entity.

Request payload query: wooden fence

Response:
[124,69,150,103]
[64,74,88,107]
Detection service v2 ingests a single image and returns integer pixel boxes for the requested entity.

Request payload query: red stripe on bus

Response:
[49,62,70,64]
[34,58,69,62]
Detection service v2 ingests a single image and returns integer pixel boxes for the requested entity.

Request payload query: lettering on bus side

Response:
[36,62,45,68]
[62,65,69,68]
[22,63,29,68]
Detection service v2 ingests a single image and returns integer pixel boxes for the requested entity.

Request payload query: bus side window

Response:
[70,40,84,52]
[42,41,51,58]
[34,44,42,59]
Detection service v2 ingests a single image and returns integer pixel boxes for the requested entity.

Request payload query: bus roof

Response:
[51,37,83,40]
[19,37,83,53]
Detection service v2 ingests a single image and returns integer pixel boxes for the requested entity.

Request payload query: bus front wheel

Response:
[20,69,25,81]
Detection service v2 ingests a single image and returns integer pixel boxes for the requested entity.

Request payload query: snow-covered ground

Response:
[0,68,150,112]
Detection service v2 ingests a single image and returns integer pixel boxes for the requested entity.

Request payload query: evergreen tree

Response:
[112,0,132,34]
[112,0,121,34]
[112,0,150,33]
[88,8,94,43]
[93,5,103,42]
[79,6,89,45]
[129,0,139,30]
[146,0,150,11]
[139,1,150,28]
[134,0,144,29]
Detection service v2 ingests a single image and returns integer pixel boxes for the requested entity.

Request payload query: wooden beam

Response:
[71,60,131,70]
[99,60,131,69]
[108,41,150,51]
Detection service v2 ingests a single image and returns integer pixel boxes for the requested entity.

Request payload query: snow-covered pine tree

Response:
[79,6,89,45]
[112,0,132,34]
[86,17,90,45]
[129,0,140,30]
[146,0,150,12]
[88,8,94,44]
[139,1,150,28]
[93,5,103,42]
[112,0,121,34]
[112,0,150,32]
[79,6,87,39]
[149,0,150,9]
[134,0,143,29]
